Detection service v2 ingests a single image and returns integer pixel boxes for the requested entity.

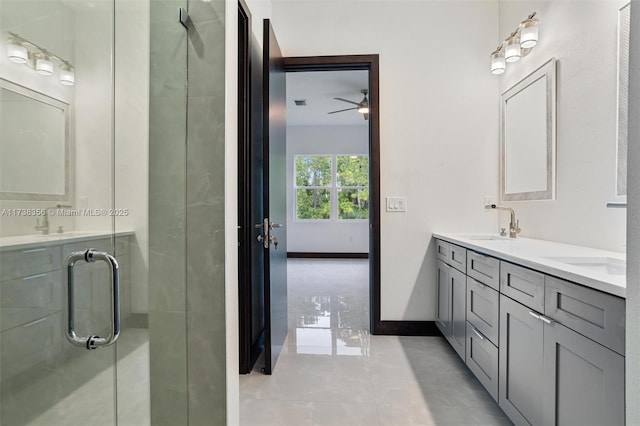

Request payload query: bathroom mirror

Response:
[0,79,71,201]
[501,58,556,201]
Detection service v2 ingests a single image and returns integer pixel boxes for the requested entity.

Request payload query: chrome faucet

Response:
[485,204,521,238]
[35,204,72,235]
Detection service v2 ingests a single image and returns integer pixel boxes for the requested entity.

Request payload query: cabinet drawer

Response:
[466,277,499,346]
[545,276,625,355]
[1,311,62,379]
[0,246,62,281]
[1,270,63,331]
[467,251,499,290]
[500,261,545,312]
[436,239,450,263]
[63,238,113,257]
[466,322,498,402]
[449,244,467,273]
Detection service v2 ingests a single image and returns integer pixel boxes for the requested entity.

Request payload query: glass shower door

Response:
[0,0,119,424]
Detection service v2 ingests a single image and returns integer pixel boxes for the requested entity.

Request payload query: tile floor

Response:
[240,259,511,426]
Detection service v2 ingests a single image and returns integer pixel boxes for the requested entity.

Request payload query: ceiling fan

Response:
[328,89,369,120]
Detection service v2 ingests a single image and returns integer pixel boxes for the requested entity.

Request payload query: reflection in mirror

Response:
[0,78,70,201]
[617,3,630,196]
[501,58,556,201]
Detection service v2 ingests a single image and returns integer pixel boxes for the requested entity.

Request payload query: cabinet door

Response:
[436,260,451,337]
[543,323,624,426]
[449,267,466,360]
[499,295,544,426]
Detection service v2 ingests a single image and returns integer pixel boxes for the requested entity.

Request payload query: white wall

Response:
[499,1,627,253]
[626,0,639,422]
[286,125,369,253]
[272,0,500,321]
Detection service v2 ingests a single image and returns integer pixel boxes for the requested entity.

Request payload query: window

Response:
[294,155,369,221]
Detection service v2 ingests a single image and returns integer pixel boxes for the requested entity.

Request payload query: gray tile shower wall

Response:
[149,0,189,425]
[185,0,227,424]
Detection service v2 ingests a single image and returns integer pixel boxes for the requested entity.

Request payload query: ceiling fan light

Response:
[357,104,369,114]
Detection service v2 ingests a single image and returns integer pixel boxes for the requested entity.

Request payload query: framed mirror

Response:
[501,58,556,201]
[0,78,71,201]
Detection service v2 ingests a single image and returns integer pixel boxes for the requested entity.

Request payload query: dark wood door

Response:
[262,19,287,375]
[238,1,266,374]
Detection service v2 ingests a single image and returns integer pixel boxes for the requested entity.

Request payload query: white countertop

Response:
[433,233,626,299]
[0,230,134,252]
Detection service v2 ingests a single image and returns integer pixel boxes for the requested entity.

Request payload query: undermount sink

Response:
[545,256,626,276]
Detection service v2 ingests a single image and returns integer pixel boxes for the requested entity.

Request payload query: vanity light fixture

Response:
[489,12,538,75]
[519,15,539,49]
[490,49,506,75]
[7,37,28,64]
[5,33,75,86]
[59,63,75,86]
[35,52,54,76]
[504,35,521,63]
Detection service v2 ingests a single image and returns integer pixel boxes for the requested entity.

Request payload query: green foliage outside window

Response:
[295,155,369,220]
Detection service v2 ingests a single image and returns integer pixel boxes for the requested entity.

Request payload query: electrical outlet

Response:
[386,197,407,212]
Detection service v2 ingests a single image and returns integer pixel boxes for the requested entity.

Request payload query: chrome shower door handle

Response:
[65,249,121,351]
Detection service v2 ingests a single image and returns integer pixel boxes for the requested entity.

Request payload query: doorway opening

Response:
[284,55,382,334]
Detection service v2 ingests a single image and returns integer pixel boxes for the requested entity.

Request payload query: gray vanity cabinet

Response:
[436,255,466,361]
[542,322,624,426]
[435,260,451,336]
[499,294,544,426]
[448,266,466,360]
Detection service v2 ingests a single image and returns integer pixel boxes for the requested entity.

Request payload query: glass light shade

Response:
[36,57,53,76]
[357,105,369,114]
[7,42,28,64]
[59,66,75,86]
[504,37,521,63]
[490,51,505,75]
[520,23,539,49]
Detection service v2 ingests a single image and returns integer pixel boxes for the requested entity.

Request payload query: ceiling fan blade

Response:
[333,97,360,106]
[328,107,357,114]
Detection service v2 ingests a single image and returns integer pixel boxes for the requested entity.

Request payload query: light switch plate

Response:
[386,197,407,212]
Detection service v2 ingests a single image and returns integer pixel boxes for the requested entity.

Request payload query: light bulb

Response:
[7,39,28,64]
[59,65,75,86]
[490,50,505,75]
[504,36,521,63]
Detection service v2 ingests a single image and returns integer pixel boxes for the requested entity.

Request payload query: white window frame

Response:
[293,154,369,222]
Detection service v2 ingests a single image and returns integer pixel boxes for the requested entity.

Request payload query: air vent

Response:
[294,99,307,106]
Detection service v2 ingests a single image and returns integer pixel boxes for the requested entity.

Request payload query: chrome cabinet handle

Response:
[471,326,485,341]
[538,315,554,325]
[65,249,120,351]
[528,310,554,325]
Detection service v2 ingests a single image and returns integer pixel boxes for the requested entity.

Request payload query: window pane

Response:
[297,188,331,219]
[338,188,369,219]
[337,156,368,187]
[295,156,332,187]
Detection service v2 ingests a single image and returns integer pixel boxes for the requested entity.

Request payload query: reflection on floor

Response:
[14,328,150,426]
[240,259,511,426]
